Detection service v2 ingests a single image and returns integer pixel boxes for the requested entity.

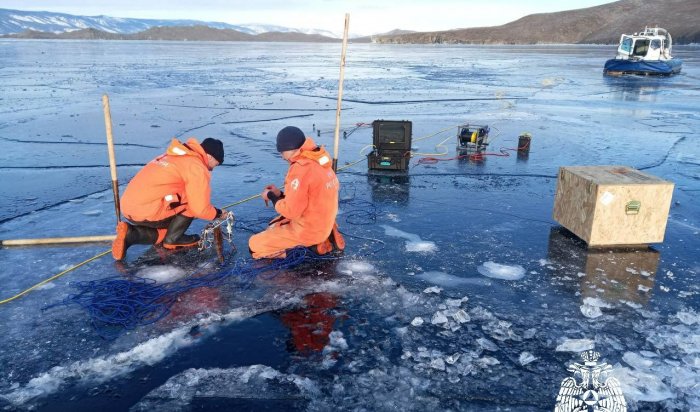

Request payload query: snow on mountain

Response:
[0,8,343,38]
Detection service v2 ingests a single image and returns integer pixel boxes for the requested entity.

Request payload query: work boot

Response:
[112,222,159,260]
[163,214,200,250]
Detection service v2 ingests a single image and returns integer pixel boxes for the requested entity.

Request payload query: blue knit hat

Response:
[276,126,306,152]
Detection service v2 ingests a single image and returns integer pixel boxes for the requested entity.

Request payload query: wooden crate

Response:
[552,166,674,246]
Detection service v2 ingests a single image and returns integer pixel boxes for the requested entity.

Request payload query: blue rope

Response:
[44,247,336,339]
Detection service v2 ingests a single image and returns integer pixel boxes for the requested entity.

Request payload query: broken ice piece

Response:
[430,358,446,371]
[519,352,537,366]
[451,309,471,323]
[423,286,442,294]
[580,304,603,319]
[445,353,461,365]
[476,338,499,352]
[555,338,594,352]
[411,317,424,327]
[431,311,448,325]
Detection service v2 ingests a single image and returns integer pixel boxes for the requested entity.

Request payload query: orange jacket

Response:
[275,137,339,244]
[121,138,218,222]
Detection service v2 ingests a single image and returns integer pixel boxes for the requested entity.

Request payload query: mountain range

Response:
[2,0,699,44]
[0,8,342,39]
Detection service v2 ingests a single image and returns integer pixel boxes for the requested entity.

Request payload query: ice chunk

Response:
[430,358,446,371]
[410,317,424,327]
[136,265,188,284]
[555,338,595,352]
[675,310,700,325]
[580,297,612,318]
[337,260,375,275]
[622,352,654,370]
[381,225,437,253]
[406,241,437,253]
[132,365,318,411]
[445,353,461,365]
[580,304,603,319]
[519,352,537,366]
[423,286,442,294]
[328,331,348,350]
[431,311,448,325]
[476,357,500,367]
[476,338,499,352]
[450,309,470,323]
[610,366,673,403]
[417,271,491,288]
[445,297,468,308]
[476,261,525,280]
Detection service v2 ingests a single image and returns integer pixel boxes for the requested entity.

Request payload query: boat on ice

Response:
[603,27,682,76]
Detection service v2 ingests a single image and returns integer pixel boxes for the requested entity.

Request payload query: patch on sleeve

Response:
[291,178,300,191]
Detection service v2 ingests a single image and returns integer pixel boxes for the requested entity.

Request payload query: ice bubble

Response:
[538,259,550,266]
[136,265,188,283]
[81,210,102,216]
[555,338,595,352]
[411,317,424,327]
[476,261,525,280]
[519,352,537,366]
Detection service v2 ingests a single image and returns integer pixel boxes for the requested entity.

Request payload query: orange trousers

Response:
[248,220,309,259]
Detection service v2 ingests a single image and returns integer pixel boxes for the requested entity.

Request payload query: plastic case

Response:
[367,150,410,171]
[372,120,412,151]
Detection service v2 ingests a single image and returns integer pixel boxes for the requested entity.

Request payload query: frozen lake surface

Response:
[0,40,699,411]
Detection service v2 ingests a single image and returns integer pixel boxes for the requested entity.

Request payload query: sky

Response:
[3,0,616,36]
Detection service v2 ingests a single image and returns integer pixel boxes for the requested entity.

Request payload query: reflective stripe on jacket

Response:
[120,137,217,222]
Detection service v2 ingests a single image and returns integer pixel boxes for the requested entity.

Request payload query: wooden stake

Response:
[102,94,121,222]
[1,235,116,247]
[332,13,350,172]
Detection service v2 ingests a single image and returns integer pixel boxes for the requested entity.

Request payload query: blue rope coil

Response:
[45,247,336,339]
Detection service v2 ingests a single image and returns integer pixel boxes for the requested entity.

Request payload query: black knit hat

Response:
[276,126,306,152]
[200,138,224,164]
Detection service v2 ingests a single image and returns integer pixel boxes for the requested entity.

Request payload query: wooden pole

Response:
[1,235,116,247]
[332,13,350,172]
[102,94,121,222]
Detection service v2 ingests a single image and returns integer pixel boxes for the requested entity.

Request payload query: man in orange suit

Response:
[112,137,228,260]
[249,126,344,259]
